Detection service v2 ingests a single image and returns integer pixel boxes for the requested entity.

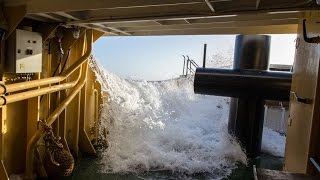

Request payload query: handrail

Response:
[0,65,82,105]
[190,59,199,68]
[0,30,92,95]
[182,55,199,76]
[0,79,79,105]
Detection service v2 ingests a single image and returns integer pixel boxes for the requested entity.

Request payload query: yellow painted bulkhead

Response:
[0,7,105,178]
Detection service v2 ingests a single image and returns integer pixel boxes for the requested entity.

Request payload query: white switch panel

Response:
[6,29,42,73]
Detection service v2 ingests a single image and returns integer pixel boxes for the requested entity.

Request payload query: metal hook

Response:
[290,91,312,104]
[303,19,320,44]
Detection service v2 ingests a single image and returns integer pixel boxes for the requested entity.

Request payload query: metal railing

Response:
[182,55,199,76]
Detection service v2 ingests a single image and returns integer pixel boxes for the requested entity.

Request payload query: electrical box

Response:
[6,29,42,73]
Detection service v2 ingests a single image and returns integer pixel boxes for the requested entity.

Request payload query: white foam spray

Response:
[262,127,286,157]
[91,61,247,179]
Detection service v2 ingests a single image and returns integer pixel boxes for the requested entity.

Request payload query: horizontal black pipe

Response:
[194,68,292,101]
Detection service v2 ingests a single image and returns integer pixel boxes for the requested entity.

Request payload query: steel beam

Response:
[26,0,228,14]
[65,10,304,25]
[122,19,298,32]
[129,24,298,35]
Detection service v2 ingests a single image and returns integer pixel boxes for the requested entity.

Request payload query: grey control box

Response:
[6,29,42,73]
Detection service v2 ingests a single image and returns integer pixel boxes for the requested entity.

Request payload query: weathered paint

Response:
[284,11,320,174]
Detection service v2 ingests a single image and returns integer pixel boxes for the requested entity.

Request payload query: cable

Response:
[40,49,71,102]
[51,56,62,77]
[59,49,71,75]
[50,49,70,77]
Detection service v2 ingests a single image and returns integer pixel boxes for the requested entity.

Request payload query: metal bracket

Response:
[303,19,320,44]
[291,91,313,104]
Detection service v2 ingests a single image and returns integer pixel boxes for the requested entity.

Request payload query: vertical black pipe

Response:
[203,44,207,68]
[233,35,270,70]
[229,35,271,157]
[229,97,266,157]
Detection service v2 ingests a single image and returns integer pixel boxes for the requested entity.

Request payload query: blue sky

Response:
[93,34,296,81]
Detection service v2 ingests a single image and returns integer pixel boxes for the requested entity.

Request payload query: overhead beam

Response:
[53,12,80,20]
[91,23,130,35]
[26,0,235,14]
[51,12,81,27]
[66,10,304,26]
[26,0,317,20]
[86,12,300,28]
[51,12,129,35]
[36,13,65,21]
[104,26,131,35]
[88,24,119,36]
[25,15,51,22]
[27,0,210,14]
[121,19,299,32]
[128,24,298,36]
[51,12,115,36]
[81,24,118,36]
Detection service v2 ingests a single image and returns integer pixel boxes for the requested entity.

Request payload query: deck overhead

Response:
[3,0,320,35]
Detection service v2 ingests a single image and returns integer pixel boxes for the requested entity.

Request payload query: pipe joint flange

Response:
[0,84,7,94]
[0,96,6,106]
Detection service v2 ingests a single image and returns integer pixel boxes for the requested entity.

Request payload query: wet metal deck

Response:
[257,169,319,180]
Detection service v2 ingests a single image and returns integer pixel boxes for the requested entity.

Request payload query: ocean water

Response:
[92,61,247,179]
[75,60,288,180]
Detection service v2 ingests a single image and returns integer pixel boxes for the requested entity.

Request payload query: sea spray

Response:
[90,60,247,179]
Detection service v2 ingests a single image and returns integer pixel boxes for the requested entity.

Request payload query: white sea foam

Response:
[262,127,286,157]
[91,61,247,179]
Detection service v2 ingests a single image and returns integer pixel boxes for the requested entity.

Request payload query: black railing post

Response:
[203,44,207,68]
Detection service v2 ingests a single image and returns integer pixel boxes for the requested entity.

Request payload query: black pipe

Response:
[231,35,272,157]
[194,68,292,101]
[194,35,291,157]
[234,35,270,70]
[229,97,266,157]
